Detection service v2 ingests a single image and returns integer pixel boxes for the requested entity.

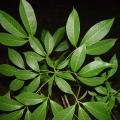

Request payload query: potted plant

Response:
[0,0,119,119]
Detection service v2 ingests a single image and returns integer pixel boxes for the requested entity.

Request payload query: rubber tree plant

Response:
[0,0,119,120]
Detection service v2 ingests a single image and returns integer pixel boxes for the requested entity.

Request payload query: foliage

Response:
[0,0,119,119]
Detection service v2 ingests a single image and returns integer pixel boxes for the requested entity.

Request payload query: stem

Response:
[77,85,81,98]
[64,95,70,106]
[61,96,67,108]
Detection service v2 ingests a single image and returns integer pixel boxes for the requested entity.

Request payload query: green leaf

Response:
[55,77,73,94]
[83,102,111,120]
[25,109,32,120]
[0,96,23,111]
[50,100,63,116]
[44,31,55,55]
[78,106,92,120]
[66,8,80,46]
[81,18,114,46]
[0,109,24,120]
[15,70,37,80]
[10,79,24,91]
[79,60,112,77]
[15,92,46,105]
[52,105,75,120]
[53,26,65,46]
[107,54,118,78]
[70,45,86,72]
[56,72,75,81]
[32,101,47,120]
[46,56,54,68]
[0,33,28,46]
[41,29,47,42]
[0,64,17,76]
[86,39,117,55]
[24,52,43,72]
[8,48,25,69]
[48,76,54,95]
[77,76,106,86]
[25,75,41,92]
[56,59,69,70]
[55,40,69,52]
[29,36,45,56]
[95,86,107,95]
[0,11,27,38]
[19,0,37,35]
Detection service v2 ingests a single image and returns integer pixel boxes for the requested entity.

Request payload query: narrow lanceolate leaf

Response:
[79,60,112,77]
[95,86,107,95]
[32,101,47,120]
[19,0,37,35]
[0,96,23,111]
[0,109,24,120]
[8,48,25,69]
[46,56,54,68]
[81,18,114,46]
[48,76,54,95]
[86,39,117,55]
[52,105,75,120]
[15,70,37,80]
[15,92,46,105]
[0,11,27,38]
[29,36,45,56]
[0,33,28,46]
[53,26,65,46]
[83,102,111,120]
[78,106,92,120]
[10,79,24,91]
[0,64,17,76]
[25,109,32,120]
[44,31,55,55]
[41,29,47,42]
[70,45,86,72]
[56,72,75,81]
[25,76,41,92]
[66,8,80,46]
[56,59,69,70]
[50,100,63,116]
[55,40,69,52]
[77,76,106,86]
[24,52,42,72]
[55,77,73,94]
[107,54,118,78]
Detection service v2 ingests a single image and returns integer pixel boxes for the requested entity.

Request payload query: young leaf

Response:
[44,31,55,55]
[81,18,114,46]
[55,77,73,94]
[15,70,37,80]
[70,45,86,72]
[0,33,28,46]
[77,76,106,86]
[107,54,118,78]
[41,29,47,42]
[56,72,75,81]
[53,26,65,46]
[66,8,80,46]
[25,109,32,120]
[86,39,117,55]
[55,40,69,52]
[78,106,92,120]
[19,0,37,35]
[29,36,45,56]
[56,59,69,70]
[0,11,27,38]
[8,48,25,69]
[83,102,111,120]
[50,100,63,116]
[15,92,46,105]
[0,64,17,76]
[52,105,75,120]
[95,86,107,95]
[32,101,47,120]
[25,75,41,92]
[0,96,23,111]
[0,109,24,120]
[10,79,24,91]
[79,60,112,77]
